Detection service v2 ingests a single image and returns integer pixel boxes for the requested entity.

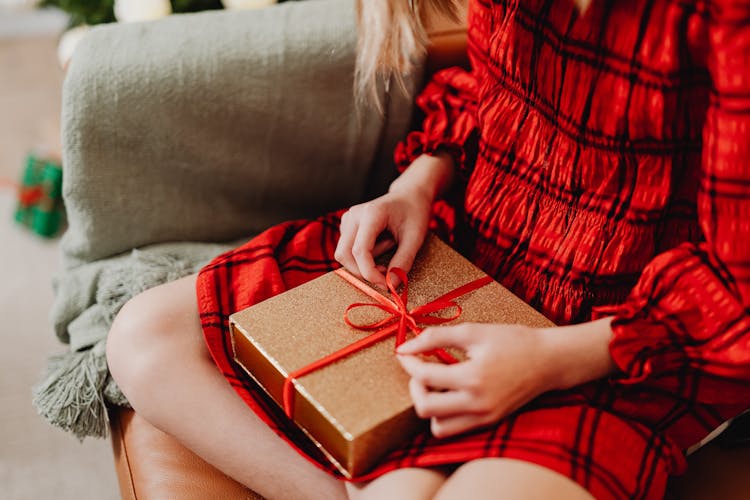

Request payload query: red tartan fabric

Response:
[197,0,750,498]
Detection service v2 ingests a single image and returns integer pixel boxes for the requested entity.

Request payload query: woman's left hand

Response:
[396,319,617,438]
[396,323,554,438]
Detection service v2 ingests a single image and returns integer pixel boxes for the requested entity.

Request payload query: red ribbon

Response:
[0,180,44,207]
[282,267,493,417]
[19,186,45,207]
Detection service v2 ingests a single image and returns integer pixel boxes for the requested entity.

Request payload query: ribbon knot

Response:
[282,267,493,417]
[340,268,466,363]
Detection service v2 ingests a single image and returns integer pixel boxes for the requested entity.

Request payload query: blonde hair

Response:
[355,0,459,107]
[355,0,593,107]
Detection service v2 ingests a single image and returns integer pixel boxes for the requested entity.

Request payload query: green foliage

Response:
[38,0,116,26]
[37,0,232,27]
[171,0,224,13]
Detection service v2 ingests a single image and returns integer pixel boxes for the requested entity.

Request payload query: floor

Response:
[0,34,119,500]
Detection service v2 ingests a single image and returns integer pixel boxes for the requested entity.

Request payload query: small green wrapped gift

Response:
[14,154,64,238]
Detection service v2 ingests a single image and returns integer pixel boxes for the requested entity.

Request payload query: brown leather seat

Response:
[111,409,261,500]
[108,4,750,499]
[111,406,750,500]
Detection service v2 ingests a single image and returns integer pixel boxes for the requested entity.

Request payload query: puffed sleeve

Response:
[393,67,479,177]
[606,1,750,408]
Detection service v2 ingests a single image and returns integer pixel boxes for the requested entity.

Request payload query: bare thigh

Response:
[435,458,594,500]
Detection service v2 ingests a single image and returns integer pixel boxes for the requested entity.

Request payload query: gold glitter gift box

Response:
[229,234,553,478]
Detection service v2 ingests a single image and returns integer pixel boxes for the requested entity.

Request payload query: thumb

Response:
[397,325,472,354]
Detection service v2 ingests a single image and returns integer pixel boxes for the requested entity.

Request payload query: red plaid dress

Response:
[197,0,750,498]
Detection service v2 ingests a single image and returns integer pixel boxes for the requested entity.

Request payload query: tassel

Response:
[34,250,199,438]
[32,340,111,440]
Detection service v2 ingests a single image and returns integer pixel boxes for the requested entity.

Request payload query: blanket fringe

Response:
[32,340,111,440]
[36,243,232,439]
[35,248,205,438]
[97,250,193,324]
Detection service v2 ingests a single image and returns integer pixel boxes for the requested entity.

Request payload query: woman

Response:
[106,0,750,498]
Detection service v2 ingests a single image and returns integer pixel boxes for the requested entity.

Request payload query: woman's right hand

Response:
[334,187,432,287]
[335,153,455,286]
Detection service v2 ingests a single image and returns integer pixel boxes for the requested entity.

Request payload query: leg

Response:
[345,467,450,500]
[106,275,346,500]
[435,458,593,500]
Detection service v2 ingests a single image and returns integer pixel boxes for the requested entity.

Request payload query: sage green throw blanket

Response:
[34,0,421,439]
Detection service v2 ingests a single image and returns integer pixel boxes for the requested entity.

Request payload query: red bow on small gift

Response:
[282,267,493,417]
[0,180,43,207]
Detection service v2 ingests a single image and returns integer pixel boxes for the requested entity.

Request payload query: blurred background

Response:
[0,1,119,498]
[0,1,280,498]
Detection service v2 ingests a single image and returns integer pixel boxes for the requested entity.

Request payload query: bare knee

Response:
[106,290,165,401]
[106,276,202,404]
[435,458,593,500]
[345,467,448,500]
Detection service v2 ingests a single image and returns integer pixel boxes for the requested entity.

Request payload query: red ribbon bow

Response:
[282,267,493,417]
[0,180,44,207]
[19,186,45,207]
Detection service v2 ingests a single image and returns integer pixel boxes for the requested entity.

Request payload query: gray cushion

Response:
[60,0,419,267]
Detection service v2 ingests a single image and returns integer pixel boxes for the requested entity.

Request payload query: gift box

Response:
[229,234,554,478]
[14,154,64,238]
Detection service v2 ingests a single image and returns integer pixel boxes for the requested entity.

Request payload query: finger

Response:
[397,354,466,390]
[396,325,475,355]
[430,413,495,439]
[386,226,426,286]
[334,214,364,279]
[351,210,388,285]
[409,378,475,419]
